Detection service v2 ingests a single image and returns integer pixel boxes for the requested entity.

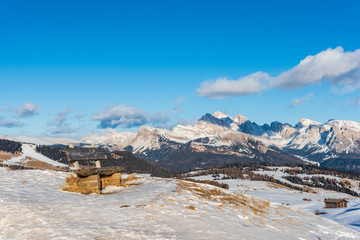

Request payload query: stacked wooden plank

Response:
[63,146,124,194]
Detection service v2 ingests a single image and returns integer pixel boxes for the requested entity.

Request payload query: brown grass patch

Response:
[266,182,292,190]
[185,205,196,210]
[181,178,229,189]
[24,159,68,171]
[177,181,270,215]
[167,198,175,203]
[22,180,29,184]
[124,174,138,182]
[0,151,19,160]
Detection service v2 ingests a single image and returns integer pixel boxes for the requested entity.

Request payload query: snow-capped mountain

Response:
[286,119,360,157]
[81,113,305,171]
[81,111,360,172]
[188,112,360,160]
[81,132,137,151]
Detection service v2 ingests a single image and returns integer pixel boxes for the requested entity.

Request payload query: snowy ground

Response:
[192,175,360,233]
[1,168,360,240]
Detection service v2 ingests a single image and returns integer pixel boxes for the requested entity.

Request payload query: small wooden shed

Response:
[324,198,348,208]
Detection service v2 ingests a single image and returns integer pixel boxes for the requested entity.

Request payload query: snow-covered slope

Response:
[191,171,360,233]
[128,126,189,153]
[1,144,68,170]
[1,168,359,240]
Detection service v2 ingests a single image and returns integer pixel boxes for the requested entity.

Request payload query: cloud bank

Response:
[0,116,23,128]
[197,47,360,98]
[48,108,77,135]
[49,108,70,126]
[197,72,271,99]
[14,102,42,118]
[92,104,171,129]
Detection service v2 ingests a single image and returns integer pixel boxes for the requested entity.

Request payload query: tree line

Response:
[0,139,22,153]
[182,162,360,196]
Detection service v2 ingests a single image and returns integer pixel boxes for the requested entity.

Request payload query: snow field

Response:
[1,168,360,239]
[192,174,360,233]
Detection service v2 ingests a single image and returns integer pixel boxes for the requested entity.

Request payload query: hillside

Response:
[1,168,359,240]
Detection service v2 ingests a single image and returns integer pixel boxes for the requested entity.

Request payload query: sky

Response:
[0,0,360,139]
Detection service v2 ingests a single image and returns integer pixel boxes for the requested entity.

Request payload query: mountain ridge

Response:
[81,111,360,172]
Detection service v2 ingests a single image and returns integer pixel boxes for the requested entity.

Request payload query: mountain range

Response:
[81,111,360,172]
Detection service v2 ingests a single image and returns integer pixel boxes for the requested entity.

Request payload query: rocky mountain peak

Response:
[199,113,232,128]
[213,111,231,119]
[233,114,249,125]
[296,118,321,129]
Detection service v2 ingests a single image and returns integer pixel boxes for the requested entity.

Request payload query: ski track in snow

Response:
[1,168,360,240]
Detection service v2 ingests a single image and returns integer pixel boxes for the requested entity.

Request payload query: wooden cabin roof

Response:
[324,198,348,204]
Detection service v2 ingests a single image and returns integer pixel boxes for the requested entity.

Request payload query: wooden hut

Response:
[324,198,348,208]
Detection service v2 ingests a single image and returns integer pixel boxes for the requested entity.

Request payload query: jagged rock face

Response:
[270,122,299,139]
[199,113,233,129]
[233,114,249,125]
[286,120,360,158]
[154,132,303,171]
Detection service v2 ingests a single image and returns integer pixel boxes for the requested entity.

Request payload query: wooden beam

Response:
[73,161,80,170]
[95,160,101,168]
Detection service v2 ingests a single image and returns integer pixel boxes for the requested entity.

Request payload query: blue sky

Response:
[0,0,360,139]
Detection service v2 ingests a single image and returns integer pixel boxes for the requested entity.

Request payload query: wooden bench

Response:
[64,146,124,193]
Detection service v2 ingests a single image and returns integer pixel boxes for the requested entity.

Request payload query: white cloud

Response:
[1,106,11,112]
[173,97,184,113]
[50,126,74,135]
[273,47,360,91]
[0,116,23,128]
[353,96,360,108]
[14,102,42,118]
[92,104,171,129]
[288,92,314,108]
[198,47,360,99]
[197,72,271,99]
[49,108,70,126]
[48,108,76,135]
[75,113,86,119]
[173,97,184,106]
